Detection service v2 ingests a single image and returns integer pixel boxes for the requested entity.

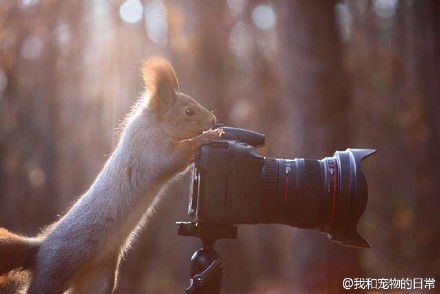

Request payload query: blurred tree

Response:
[0,0,86,232]
[345,0,440,281]
[277,0,361,292]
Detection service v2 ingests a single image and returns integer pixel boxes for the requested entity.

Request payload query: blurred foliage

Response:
[0,0,439,293]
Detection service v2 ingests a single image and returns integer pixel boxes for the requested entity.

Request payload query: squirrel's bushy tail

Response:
[0,227,40,276]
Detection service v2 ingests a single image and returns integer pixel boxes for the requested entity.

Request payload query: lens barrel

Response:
[261,149,376,248]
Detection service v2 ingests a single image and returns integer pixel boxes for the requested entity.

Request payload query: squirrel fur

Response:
[0,57,220,293]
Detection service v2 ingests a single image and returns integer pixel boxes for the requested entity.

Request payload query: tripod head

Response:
[176,222,237,294]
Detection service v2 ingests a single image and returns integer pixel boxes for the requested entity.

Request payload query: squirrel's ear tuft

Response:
[141,57,179,109]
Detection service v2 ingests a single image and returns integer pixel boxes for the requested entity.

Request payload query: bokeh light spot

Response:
[21,35,43,59]
[373,0,398,19]
[251,4,276,30]
[144,0,168,45]
[0,68,8,93]
[119,0,144,24]
[18,0,39,10]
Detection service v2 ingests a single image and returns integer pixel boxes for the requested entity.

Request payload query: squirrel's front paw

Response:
[175,129,223,172]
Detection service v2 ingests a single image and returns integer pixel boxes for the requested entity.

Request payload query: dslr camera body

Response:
[186,126,375,248]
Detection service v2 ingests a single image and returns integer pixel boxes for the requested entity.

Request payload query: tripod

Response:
[176,222,237,294]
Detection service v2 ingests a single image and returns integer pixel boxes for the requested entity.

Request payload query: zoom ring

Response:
[298,159,321,229]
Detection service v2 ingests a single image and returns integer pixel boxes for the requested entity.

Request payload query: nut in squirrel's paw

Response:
[199,128,224,143]
[204,128,224,137]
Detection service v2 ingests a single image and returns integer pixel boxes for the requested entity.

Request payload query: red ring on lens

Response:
[327,159,337,232]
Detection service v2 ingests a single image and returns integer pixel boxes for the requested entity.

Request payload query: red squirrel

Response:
[0,57,222,293]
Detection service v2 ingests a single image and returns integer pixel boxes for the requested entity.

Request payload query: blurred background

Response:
[0,0,439,293]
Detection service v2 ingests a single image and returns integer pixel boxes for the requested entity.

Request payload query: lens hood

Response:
[327,149,376,248]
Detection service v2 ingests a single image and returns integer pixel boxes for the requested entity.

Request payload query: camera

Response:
[186,126,376,248]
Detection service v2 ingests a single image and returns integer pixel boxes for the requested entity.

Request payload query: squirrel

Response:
[0,57,222,293]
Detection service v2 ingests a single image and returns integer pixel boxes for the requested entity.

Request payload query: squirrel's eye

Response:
[185,108,195,116]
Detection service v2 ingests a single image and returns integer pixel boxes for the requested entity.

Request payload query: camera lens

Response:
[261,149,376,248]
